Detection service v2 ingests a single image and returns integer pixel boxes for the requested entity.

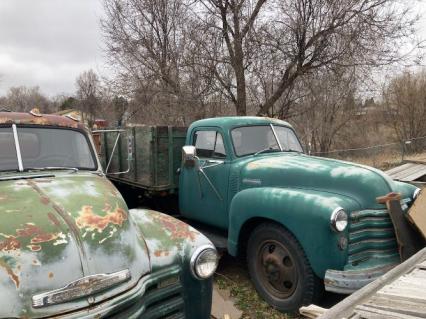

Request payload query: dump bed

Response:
[99,125,187,194]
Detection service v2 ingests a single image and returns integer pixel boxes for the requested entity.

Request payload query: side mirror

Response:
[182,145,197,167]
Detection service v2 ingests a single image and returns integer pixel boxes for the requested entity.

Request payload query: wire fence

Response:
[311,136,426,170]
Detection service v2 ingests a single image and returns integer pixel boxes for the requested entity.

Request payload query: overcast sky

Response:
[0,0,105,96]
[0,0,425,97]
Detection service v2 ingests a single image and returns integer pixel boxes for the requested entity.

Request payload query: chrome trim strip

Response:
[12,124,23,172]
[32,269,131,308]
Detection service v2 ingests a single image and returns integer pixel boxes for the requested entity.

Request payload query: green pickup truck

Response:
[0,110,217,318]
[102,116,421,313]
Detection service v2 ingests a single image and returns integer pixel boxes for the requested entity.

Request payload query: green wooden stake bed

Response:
[0,110,218,319]
[100,116,421,313]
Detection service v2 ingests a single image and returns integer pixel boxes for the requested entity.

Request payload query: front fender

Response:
[129,209,213,319]
[228,187,360,277]
[129,209,212,271]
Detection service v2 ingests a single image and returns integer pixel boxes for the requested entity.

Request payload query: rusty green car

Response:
[0,110,217,318]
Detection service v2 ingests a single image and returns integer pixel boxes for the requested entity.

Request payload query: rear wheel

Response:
[247,222,323,313]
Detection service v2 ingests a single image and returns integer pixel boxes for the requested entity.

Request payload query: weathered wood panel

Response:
[318,248,426,319]
[99,125,187,193]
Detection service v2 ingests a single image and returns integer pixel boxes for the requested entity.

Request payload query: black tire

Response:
[247,222,324,313]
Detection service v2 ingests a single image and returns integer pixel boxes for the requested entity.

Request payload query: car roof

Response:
[188,116,293,132]
[0,110,87,130]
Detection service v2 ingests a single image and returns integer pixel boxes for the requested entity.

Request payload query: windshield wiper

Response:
[253,148,281,156]
[23,167,79,173]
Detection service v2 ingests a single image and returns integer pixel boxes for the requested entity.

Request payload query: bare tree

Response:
[383,70,426,147]
[101,0,219,125]
[2,86,52,113]
[292,68,358,154]
[193,0,420,116]
[76,69,101,126]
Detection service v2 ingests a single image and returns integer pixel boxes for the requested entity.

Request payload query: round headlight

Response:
[190,246,219,279]
[330,208,348,232]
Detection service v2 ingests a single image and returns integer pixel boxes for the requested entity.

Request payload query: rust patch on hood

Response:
[0,237,21,252]
[47,212,61,227]
[0,223,62,254]
[40,196,50,205]
[76,205,127,233]
[28,244,41,252]
[0,258,20,288]
[151,214,198,241]
[154,250,170,257]
[16,223,60,244]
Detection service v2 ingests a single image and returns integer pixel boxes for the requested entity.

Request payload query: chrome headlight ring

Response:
[413,188,421,200]
[330,207,348,232]
[190,245,219,280]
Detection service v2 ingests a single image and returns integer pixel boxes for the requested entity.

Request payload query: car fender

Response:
[228,187,360,277]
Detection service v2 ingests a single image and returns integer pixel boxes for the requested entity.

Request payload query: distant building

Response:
[54,109,108,128]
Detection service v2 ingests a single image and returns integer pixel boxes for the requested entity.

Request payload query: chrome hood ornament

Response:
[32,269,131,308]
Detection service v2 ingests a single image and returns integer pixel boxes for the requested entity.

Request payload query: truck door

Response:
[179,128,230,229]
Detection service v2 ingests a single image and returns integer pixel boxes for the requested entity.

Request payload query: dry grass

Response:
[330,151,426,171]
[214,255,295,319]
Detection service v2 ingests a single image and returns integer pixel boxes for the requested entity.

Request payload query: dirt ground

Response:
[211,253,346,319]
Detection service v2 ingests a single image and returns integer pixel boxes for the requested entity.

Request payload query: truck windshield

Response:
[231,125,303,157]
[0,126,97,172]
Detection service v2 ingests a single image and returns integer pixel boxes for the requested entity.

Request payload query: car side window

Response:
[193,130,227,159]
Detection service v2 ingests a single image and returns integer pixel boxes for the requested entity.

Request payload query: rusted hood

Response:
[0,173,150,318]
[241,153,401,208]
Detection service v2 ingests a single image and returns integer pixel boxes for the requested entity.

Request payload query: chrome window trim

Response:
[12,124,23,172]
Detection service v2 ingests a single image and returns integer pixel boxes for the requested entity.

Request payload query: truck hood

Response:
[0,172,150,318]
[240,154,398,208]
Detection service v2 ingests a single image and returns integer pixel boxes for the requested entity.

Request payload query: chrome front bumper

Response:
[324,263,397,294]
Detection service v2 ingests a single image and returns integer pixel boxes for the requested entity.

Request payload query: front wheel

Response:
[247,223,323,313]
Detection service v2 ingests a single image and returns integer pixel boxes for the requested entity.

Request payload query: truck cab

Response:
[179,116,419,312]
[0,110,217,318]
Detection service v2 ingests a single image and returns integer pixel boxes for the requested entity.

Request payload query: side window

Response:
[214,133,226,158]
[193,130,227,159]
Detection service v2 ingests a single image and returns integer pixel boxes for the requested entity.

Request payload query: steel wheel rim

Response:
[256,239,298,298]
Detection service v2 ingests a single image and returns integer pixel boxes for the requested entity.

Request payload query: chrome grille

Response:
[348,210,399,266]
[105,275,185,319]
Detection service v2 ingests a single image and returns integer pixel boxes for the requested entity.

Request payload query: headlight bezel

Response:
[330,207,348,232]
[190,245,218,280]
[413,188,421,200]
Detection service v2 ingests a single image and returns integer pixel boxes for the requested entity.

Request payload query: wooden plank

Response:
[377,195,424,261]
[363,294,426,317]
[386,163,426,182]
[355,305,423,319]
[386,163,415,176]
[318,248,426,319]
[376,286,426,303]
[408,189,426,241]
[387,164,424,181]
[402,168,426,182]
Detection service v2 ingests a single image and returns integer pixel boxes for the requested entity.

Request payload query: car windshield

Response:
[231,125,303,157]
[0,126,97,172]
